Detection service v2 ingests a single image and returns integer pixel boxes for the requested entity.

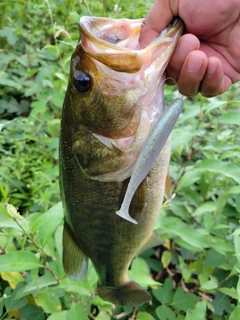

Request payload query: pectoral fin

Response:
[63,223,88,280]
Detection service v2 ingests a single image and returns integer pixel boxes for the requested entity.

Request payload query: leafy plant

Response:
[1,0,240,319]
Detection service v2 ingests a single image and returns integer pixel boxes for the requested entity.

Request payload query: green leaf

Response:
[161,250,172,268]
[234,235,240,263]
[177,103,200,123]
[31,202,63,233]
[202,99,226,114]
[153,278,174,304]
[59,277,94,296]
[137,312,155,320]
[127,270,159,288]
[228,186,240,195]
[0,120,15,131]
[155,305,176,320]
[171,128,193,150]
[209,236,234,254]
[192,201,217,217]
[128,257,160,287]
[157,217,208,250]
[21,273,58,296]
[0,251,43,272]
[218,111,240,125]
[232,228,240,236]
[67,303,89,320]
[171,287,199,312]
[4,286,27,312]
[237,276,240,303]
[200,276,218,291]
[176,169,202,191]
[195,159,240,184]
[47,311,68,320]
[178,256,192,282]
[32,202,63,248]
[38,219,62,249]
[229,305,240,320]
[35,288,63,313]
[0,208,23,230]
[185,300,207,320]
[218,288,238,300]
[19,304,45,320]
[131,257,150,274]
[212,291,231,315]
[205,249,226,267]
[0,300,3,316]
[95,311,111,320]
[0,27,18,45]
[91,296,113,312]
[0,72,19,88]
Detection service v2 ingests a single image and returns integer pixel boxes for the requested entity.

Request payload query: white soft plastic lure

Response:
[116,98,184,224]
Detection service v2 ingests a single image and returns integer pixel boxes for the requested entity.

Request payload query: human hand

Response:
[139,0,240,97]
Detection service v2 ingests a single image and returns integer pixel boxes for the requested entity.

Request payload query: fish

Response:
[60,16,183,306]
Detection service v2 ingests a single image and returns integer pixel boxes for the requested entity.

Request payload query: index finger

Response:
[138,0,177,48]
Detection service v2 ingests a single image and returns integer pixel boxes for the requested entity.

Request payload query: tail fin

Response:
[97,281,151,306]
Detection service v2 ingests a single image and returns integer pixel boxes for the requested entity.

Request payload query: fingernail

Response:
[207,62,217,74]
[177,40,191,57]
[186,56,203,73]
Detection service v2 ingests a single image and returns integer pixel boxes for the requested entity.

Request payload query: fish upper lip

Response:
[79,16,183,53]
[78,16,183,73]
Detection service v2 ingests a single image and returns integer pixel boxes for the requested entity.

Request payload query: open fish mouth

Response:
[79,16,183,73]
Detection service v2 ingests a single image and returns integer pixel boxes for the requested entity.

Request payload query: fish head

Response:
[62,16,183,180]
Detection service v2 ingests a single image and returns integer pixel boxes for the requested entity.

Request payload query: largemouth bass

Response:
[60,16,183,306]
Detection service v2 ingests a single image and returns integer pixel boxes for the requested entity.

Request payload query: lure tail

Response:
[97,281,151,306]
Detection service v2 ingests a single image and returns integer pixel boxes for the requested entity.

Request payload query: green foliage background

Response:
[0,0,240,319]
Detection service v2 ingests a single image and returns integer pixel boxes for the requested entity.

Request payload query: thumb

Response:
[138,0,176,49]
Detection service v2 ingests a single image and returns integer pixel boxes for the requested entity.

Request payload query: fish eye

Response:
[73,71,91,93]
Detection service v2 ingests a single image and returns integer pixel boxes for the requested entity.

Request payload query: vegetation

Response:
[0,0,240,319]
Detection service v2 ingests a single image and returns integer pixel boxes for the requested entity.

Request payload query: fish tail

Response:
[97,281,151,306]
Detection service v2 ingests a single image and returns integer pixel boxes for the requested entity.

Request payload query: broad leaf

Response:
[172,287,199,312]
[137,312,155,320]
[185,300,207,320]
[153,278,174,304]
[0,251,43,272]
[195,159,240,184]
[212,291,231,315]
[67,302,89,320]
[20,304,45,320]
[47,311,68,320]
[155,305,176,320]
